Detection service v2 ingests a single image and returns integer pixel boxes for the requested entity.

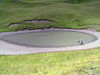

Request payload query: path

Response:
[0,29,100,55]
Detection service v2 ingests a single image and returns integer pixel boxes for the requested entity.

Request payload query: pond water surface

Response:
[1,30,97,47]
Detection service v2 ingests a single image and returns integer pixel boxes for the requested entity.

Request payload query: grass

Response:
[0,0,100,31]
[0,0,100,75]
[0,48,100,75]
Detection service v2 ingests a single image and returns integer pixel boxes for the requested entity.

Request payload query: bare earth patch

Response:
[8,23,20,28]
[8,19,55,28]
[23,19,54,23]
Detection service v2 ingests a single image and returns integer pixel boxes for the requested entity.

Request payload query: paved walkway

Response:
[0,29,100,55]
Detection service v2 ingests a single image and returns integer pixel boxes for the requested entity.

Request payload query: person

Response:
[78,40,80,45]
[80,40,84,45]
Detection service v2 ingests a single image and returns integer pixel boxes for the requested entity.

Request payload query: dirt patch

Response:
[23,19,54,23]
[8,19,56,28]
[82,28,96,31]
[8,23,20,28]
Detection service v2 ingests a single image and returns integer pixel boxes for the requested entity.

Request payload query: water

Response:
[1,30,97,47]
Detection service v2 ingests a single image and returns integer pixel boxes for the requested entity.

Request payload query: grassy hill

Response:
[0,0,100,31]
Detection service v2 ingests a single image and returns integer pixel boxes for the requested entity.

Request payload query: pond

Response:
[1,30,97,47]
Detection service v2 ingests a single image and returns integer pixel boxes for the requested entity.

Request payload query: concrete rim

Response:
[0,28,100,55]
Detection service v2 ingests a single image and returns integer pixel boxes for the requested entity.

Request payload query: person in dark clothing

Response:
[78,40,80,45]
[80,40,84,45]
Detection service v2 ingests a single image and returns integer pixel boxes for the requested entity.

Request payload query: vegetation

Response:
[0,0,100,31]
[68,0,98,3]
[0,48,100,75]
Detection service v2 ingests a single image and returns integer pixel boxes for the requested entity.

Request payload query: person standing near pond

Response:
[78,40,80,45]
[80,40,84,45]
[78,40,84,45]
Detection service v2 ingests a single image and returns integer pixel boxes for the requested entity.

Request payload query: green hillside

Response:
[0,0,100,32]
